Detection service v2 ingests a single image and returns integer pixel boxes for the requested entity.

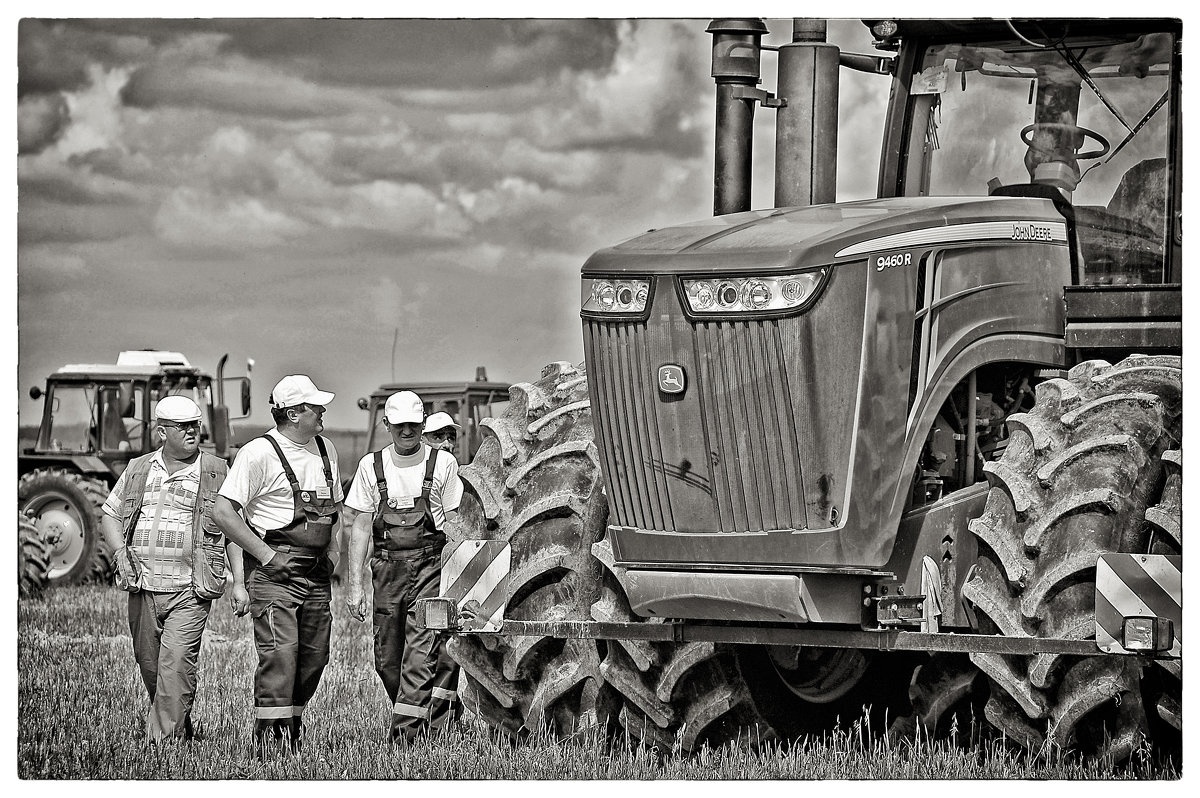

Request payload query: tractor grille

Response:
[585,320,674,532]
[585,318,809,534]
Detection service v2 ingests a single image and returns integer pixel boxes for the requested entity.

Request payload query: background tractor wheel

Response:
[962,355,1182,763]
[446,362,617,739]
[18,468,111,585]
[18,513,52,599]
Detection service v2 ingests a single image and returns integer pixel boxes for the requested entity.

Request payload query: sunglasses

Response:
[160,421,202,432]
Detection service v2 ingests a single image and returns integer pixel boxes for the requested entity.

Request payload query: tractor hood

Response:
[580,191,1075,573]
[582,195,1069,276]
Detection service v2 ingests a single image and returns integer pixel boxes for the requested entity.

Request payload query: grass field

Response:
[16,583,1179,780]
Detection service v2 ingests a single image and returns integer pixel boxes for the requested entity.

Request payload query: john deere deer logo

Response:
[658,364,686,395]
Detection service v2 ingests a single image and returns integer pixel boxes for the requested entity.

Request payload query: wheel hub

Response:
[30,505,86,580]
[766,645,870,703]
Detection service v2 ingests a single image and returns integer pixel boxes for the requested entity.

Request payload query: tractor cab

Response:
[25,350,251,469]
[875,19,1180,286]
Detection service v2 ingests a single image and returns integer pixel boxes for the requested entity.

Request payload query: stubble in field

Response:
[16,584,1177,780]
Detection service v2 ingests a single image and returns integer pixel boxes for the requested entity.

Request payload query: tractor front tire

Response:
[446,362,616,739]
[962,355,1182,763]
[18,468,111,585]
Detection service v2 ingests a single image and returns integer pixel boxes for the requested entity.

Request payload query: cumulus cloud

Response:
[17,93,71,154]
[120,55,389,120]
[333,180,472,240]
[531,19,711,156]
[17,248,89,278]
[154,187,310,250]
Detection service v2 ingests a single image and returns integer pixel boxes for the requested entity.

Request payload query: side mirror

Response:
[29,386,43,400]
[220,376,252,418]
[357,397,369,411]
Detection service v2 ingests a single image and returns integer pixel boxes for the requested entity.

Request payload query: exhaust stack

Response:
[774,20,840,207]
[707,18,767,216]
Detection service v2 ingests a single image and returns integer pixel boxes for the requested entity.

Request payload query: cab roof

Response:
[368,381,511,402]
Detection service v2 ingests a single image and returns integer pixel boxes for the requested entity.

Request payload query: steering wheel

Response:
[1020,123,1110,160]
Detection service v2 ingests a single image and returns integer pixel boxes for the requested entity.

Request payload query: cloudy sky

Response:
[13,12,900,431]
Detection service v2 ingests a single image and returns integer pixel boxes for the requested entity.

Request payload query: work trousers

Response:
[245,551,332,753]
[127,589,212,741]
[371,545,458,743]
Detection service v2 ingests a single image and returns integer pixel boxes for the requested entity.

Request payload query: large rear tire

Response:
[18,513,52,598]
[961,355,1182,762]
[18,468,111,585]
[446,362,616,738]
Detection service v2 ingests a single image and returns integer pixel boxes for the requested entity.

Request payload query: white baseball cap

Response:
[270,374,335,408]
[155,395,203,423]
[423,412,462,434]
[384,391,425,424]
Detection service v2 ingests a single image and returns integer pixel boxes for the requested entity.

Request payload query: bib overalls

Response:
[370,448,459,742]
[245,434,338,752]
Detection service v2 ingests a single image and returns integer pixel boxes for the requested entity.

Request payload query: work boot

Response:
[252,721,291,761]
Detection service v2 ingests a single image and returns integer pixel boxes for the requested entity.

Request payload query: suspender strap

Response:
[373,449,390,507]
[313,435,335,490]
[260,434,336,493]
[373,446,440,510]
[259,435,301,492]
[420,448,438,503]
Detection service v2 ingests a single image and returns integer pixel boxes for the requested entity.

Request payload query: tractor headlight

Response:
[682,269,827,315]
[582,278,651,315]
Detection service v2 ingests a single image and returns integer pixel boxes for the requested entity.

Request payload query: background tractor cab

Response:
[19,350,252,584]
[357,367,510,464]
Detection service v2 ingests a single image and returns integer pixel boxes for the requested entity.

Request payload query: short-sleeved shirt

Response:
[218,429,343,533]
[102,451,199,592]
[346,444,462,531]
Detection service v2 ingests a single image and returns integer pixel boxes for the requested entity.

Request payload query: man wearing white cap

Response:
[421,411,462,459]
[99,395,229,741]
[211,374,342,757]
[344,390,463,744]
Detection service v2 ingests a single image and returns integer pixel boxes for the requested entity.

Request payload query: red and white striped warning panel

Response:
[438,540,511,632]
[1095,553,1181,657]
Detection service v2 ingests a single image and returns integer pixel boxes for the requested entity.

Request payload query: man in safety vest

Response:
[212,374,342,757]
[99,395,228,741]
[344,390,463,743]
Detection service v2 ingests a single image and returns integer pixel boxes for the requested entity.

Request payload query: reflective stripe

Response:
[431,687,457,702]
[293,704,305,717]
[256,706,294,720]
[393,701,428,719]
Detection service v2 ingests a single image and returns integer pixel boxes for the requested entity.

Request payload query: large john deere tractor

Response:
[18,350,251,586]
[428,18,1181,762]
